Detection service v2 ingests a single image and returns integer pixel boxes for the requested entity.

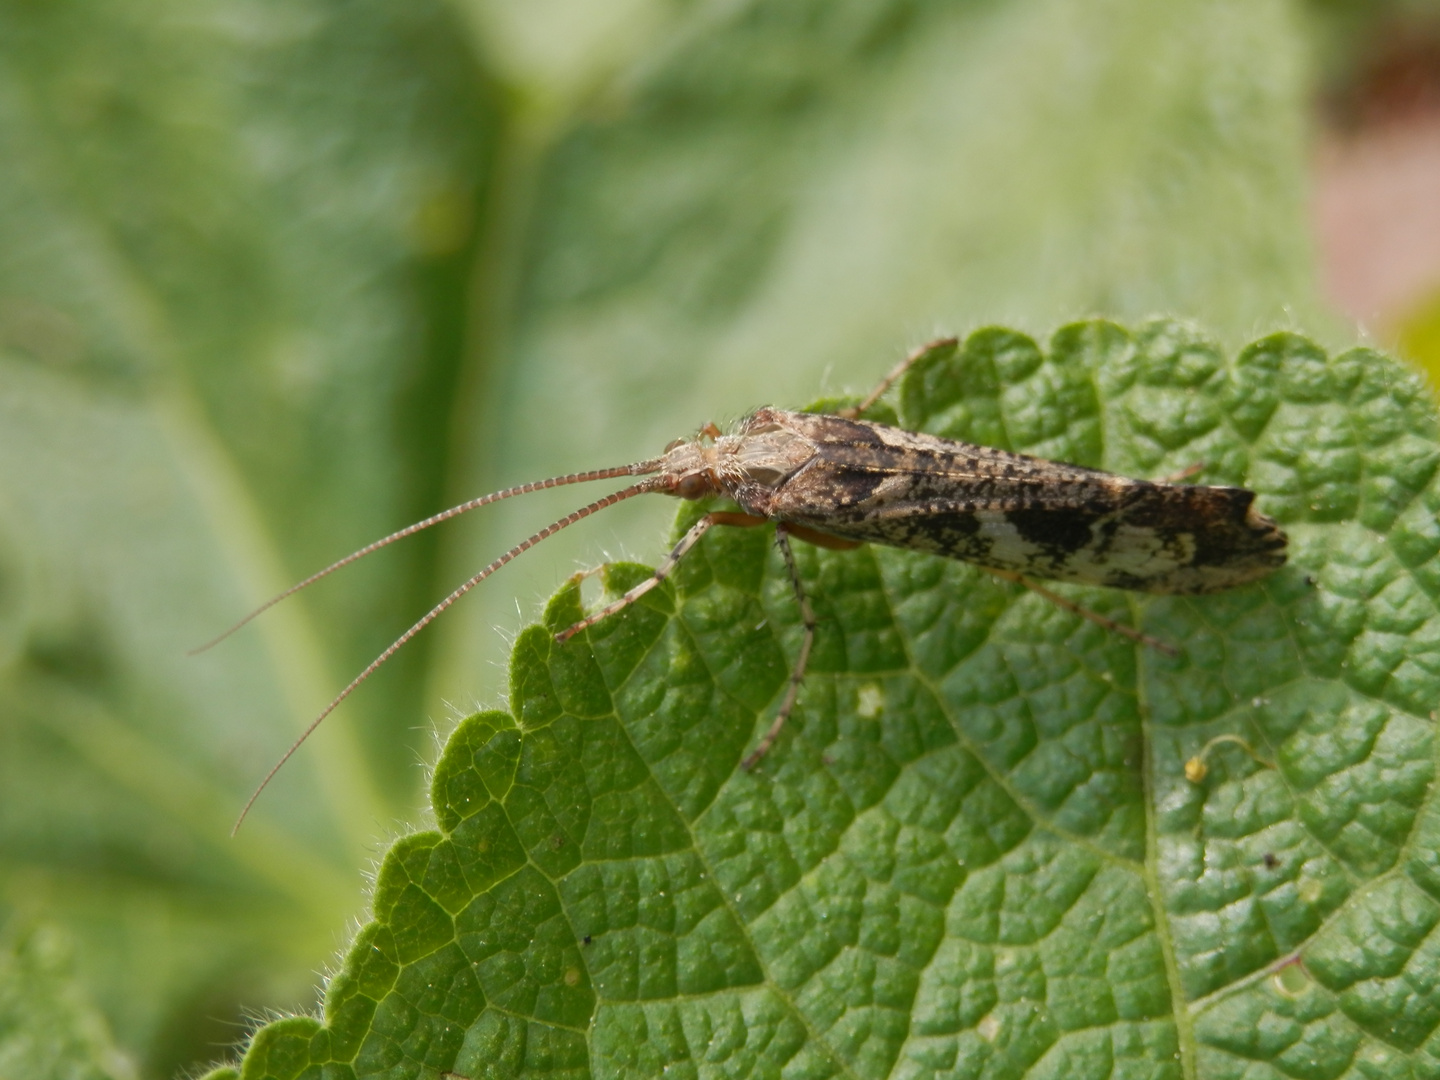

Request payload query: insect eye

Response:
[664,438,685,453]
[676,474,710,499]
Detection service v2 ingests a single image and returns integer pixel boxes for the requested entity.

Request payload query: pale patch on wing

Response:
[1065,523,1191,584]
[974,511,1045,566]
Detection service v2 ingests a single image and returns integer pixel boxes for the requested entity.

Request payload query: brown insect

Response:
[201,338,1287,830]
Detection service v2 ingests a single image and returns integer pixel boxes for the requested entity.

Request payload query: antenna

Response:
[230,478,665,833]
[191,464,660,656]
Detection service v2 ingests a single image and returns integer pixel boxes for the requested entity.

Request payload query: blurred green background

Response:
[3,0,1439,1077]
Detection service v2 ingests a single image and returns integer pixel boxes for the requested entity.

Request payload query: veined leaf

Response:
[217,320,1440,1079]
[0,0,1353,1074]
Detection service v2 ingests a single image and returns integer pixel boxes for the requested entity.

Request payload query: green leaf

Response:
[0,922,135,1080]
[222,320,1440,1079]
[0,0,1347,1074]
[0,0,496,1074]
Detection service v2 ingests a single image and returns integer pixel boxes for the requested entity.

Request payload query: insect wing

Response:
[746,410,1285,594]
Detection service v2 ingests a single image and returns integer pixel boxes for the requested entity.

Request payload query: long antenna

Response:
[191,464,659,655]
[232,477,665,833]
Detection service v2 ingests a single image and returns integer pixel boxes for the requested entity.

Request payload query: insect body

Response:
[643,406,1287,594]
[210,338,1287,829]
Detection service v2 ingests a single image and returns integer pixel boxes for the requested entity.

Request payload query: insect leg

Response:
[554,512,768,643]
[843,336,959,418]
[783,523,862,551]
[986,568,1179,658]
[741,523,816,770]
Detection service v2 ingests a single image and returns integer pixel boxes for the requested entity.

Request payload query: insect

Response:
[204,337,1287,830]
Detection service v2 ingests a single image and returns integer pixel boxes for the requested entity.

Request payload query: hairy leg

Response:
[555,512,772,642]
[742,524,818,769]
[986,567,1178,657]
[842,336,959,419]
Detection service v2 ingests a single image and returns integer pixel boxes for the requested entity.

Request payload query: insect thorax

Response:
[657,413,820,502]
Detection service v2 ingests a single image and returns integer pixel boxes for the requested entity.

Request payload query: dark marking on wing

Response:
[732,410,1286,594]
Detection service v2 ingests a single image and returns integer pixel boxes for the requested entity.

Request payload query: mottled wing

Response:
[747,409,1287,594]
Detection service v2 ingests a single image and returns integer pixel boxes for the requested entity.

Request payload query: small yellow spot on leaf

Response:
[1273,963,1310,998]
[856,683,884,719]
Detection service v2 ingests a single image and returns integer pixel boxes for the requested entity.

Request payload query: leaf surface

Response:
[0,0,1349,1074]
[221,321,1440,1079]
